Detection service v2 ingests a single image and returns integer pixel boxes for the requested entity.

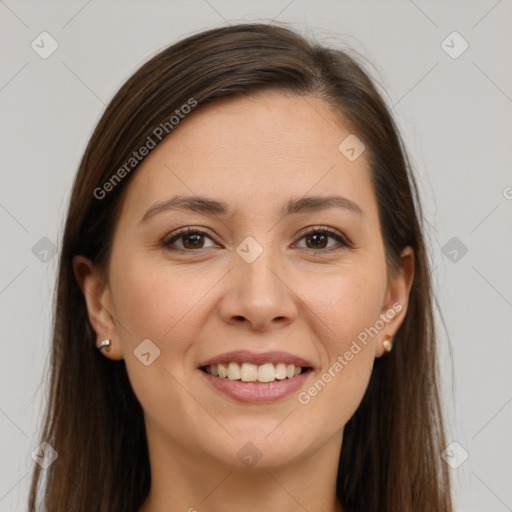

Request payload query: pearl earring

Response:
[382,336,393,353]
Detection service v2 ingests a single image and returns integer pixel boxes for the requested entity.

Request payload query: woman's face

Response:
[77,91,413,471]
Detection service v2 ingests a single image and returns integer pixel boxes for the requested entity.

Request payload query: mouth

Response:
[197,351,315,403]
[200,362,313,383]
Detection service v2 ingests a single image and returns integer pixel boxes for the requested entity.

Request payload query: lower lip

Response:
[199,369,312,403]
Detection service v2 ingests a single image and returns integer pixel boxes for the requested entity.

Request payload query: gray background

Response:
[1,1,511,510]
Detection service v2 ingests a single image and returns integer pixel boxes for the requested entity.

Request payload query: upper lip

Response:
[198,350,314,369]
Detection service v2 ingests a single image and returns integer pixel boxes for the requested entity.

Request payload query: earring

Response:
[382,336,393,353]
[97,338,111,353]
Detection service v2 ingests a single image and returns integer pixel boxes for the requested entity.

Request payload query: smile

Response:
[201,362,311,383]
[199,364,313,403]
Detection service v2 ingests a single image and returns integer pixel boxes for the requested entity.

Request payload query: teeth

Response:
[218,363,228,378]
[204,362,306,382]
[240,363,258,382]
[258,363,276,383]
[275,363,287,380]
[227,362,241,380]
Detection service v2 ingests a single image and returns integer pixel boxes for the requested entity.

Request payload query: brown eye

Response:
[304,232,329,249]
[295,227,351,252]
[180,232,205,249]
[163,228,216,252]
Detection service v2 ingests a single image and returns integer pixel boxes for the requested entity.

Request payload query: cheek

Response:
[296,274,381,430]
[109,257,204,420]
[306,260,387,345]
[297,261,385,410]
[110,254,202,344]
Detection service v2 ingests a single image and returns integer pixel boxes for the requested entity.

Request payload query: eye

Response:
[294,226,352,252]
[162,227,217,252]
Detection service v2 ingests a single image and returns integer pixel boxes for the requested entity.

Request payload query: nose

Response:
[219,248,298,332]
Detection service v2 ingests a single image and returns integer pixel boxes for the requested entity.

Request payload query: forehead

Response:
[153,91,351,162]
[118,91,375,222]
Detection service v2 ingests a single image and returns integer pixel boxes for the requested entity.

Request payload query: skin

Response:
[74,91,414,512]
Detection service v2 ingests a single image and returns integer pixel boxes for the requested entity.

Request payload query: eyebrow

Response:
[140,194,363,223]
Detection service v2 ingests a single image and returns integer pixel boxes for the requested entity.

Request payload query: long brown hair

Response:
[28,22,452,511]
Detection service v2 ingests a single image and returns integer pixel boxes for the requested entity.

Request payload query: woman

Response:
[28,22,452,512]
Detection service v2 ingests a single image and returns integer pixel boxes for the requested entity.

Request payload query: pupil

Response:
[308,234,326,249]
[185,234,202,248]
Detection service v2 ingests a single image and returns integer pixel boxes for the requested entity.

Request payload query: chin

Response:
[199,428,313,471]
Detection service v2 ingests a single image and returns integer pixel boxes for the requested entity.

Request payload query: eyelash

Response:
[162,226,353,254]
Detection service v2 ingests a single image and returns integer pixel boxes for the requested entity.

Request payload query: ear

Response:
[375,246,415,358]
[72,255,123,360]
